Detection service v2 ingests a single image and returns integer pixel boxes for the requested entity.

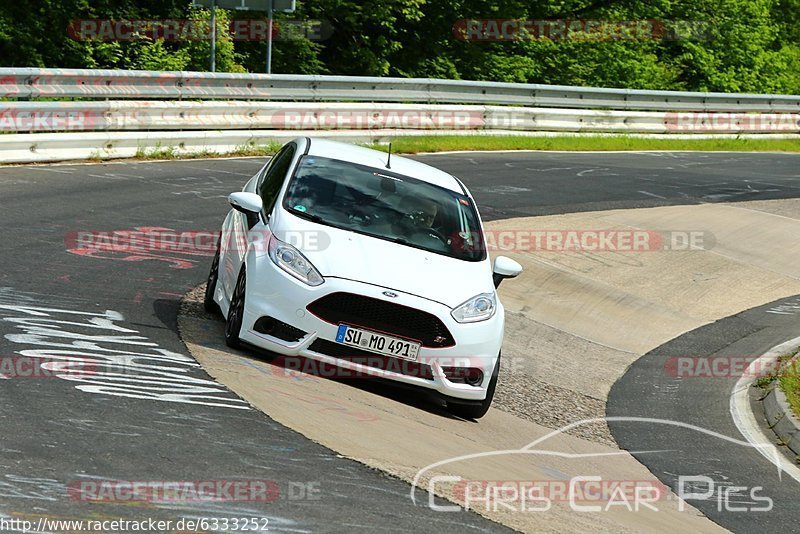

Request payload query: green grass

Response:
[229,141,283,157]
[361,134,800,154]
[17,134,800,165]
[132,141,283,161]
[757,349,800,420]
[135,144,180,160]
[778,353,800,419]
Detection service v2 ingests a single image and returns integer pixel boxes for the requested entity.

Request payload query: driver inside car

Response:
[336,171,396,228]
[405,197,438,230]
[394,196,449,251]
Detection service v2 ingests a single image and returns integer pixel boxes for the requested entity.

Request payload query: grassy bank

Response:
[778,353,800,420]
[42,134,800,165]
[362,135,800,154]
[130,142,283,161]
[756,350,800,421]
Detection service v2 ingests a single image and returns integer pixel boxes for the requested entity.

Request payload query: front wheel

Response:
[203,245,221,315]
[224,267,247,349]
[446,353,500,420]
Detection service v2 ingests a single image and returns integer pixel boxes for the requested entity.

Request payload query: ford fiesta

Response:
[205,138,522,419]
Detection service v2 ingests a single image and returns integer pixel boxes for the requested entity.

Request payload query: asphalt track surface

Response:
[607,296,800,534]
[1,150,799,532]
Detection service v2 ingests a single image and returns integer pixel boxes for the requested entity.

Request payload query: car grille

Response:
[308,339,434,380]
[306,292,455,348]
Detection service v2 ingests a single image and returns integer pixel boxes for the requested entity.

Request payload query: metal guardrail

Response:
[0,68,798,163]
[2,101,798,134]
[2,67,800,112]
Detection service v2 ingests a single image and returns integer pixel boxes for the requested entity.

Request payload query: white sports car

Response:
[205,138,522,419]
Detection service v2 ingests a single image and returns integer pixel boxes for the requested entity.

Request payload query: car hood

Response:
[271,213,494,308]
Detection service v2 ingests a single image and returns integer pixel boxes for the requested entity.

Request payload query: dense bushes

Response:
[1,0,797,94]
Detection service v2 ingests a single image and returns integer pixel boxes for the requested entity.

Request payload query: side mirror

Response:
[229,192,264,228]
[493,256,522,288]
[229,192,263,214]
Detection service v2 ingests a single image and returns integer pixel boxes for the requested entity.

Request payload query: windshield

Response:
[281,155,485,261]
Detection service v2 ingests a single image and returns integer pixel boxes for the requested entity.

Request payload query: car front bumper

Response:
[225,256,504,402]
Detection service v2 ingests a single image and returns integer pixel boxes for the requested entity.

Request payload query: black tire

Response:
[224,267,246,349]
[203,245,221,315]
[446,353,500,420]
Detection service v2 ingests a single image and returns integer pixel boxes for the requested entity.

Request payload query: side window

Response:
[258,143,296,215]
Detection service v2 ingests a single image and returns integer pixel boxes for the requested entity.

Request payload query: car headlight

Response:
[451,292,497,323]
[268,234,324,286]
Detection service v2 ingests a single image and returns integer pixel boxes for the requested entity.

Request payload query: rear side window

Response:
[259,143,296,215]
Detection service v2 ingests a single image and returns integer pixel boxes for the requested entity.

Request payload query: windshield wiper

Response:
[292,209,324,224]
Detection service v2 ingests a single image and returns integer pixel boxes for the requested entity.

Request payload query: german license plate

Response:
[335,324,420,361]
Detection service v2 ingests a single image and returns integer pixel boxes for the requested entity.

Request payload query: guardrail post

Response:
[210,0,217,72]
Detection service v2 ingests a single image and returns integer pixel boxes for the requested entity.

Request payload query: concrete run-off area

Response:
[180,198,800,532]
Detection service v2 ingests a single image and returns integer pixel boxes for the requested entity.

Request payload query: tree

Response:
[0,0,797,94]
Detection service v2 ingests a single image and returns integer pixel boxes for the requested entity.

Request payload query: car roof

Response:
[302,138,464,193]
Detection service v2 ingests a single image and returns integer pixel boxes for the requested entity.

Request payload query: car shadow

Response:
[179,290,477,420]
[197,315,468,420]
[152,298,181,334]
